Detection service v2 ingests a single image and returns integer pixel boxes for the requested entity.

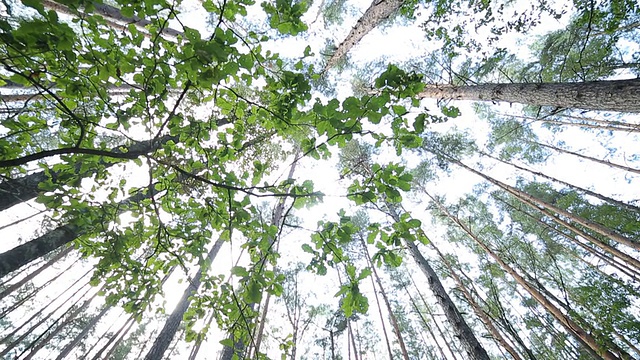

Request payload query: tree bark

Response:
[429,196,626,360]
[143,236,225,360]
[534,141,640,175]
[324,0,404,71]
[417,79,640,113]
[403,238,491,360]
[429,238,523,360]
[0,185,160,277]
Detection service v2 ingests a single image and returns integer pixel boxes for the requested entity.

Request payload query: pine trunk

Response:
[429,238,523,360]
[417,79,640,112]
[404,239,491,360]
[361,236,410,360]
[0,185,161,277]
[534,141,640,175]
[143,236,225,360]
[431,197,625,360]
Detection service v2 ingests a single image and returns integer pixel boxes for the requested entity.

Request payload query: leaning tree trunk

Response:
[533,141,640,175]
[417,78,640,113]
[0,184,161,277]
[220,153,300,360]
[324,0,404,71]
[429,196,628,360]
[360,235,410,360]
[403,238,491,360]
[143,237,225,360]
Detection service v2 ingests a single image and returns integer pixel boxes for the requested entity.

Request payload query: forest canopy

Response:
[0,0,639,359]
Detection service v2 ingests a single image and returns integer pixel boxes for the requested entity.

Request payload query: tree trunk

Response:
[0,245,72,301]
[360,236,410,360]
[219,153,300,360]
[450,158,640,252]
[55,305,111,360]
[403,284,448,360]
[533,141,640,175]
[253,291,272,358]
[324,0,404,70]
[429,238,523,360]
[0,184,161,277]
[368,265,394,360]
[143,236,225,360]
[430,196,626,360]
[404,238,491,360]
[41,0,183,38]
[417,79,640,112]
[479,150,640,213]
[0,134,181,212]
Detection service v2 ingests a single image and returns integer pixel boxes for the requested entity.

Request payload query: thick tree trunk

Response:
[324,0,404,70]
[429,238,523,360]
[0,134,179,212]
[0,245,72,301]
[0,185,160,277]
[417,79,640,113]
[404,239,491,360]
[143,237,225,360]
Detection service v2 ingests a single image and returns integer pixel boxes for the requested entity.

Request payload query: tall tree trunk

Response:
[55,305,111,360]
[478,150,640,213]
[41,0,183,38]
[101,317,137,360]
[368,262,394,360]
[429,238,523,360]
[360,235,410,360]
[448,157,640,252]
[533,141,640,175]
[402,284,448,360]
[0,184,161,277]
[0,245,72,301]
[253,291,272,358]
[417,78,640,112]
[403,238,490,360]
[143,236,226,360]
[324,0,404,70]
[0,134,181,212]
[408,270,461,360]
[219,153,300,360]
[429,195,627,360]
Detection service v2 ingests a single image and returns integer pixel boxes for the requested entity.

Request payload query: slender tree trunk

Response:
[220,153,300,360]
[479,150,640,213]
[0,209,46,232]
[0,273,91,356]
[403,284,448,360]
[408,270,461,360]
[143,236,226,360]
[55,305,111,360]
[534,141,640,175]
[253,291,272,358]
[429,238,523,360]
[448,157,640,252]
[360,236,410,360]
[417,78,640,112]
[348,320,360,360]
[403,238,490,360]
[102,317,137,359]
[22,287,101,360]
[368,265,395,360]
[188,311,215,360]
[494,195,640,280]
[429,196,626,360]
[0,184,161,277]
[0,245,72,301]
